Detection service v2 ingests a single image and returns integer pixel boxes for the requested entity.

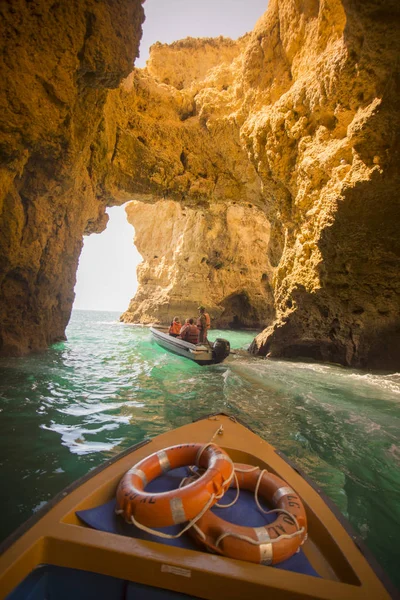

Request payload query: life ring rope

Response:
[123,489,218,540]
[119,471,239,542]
[188,463,308,564]
[116,440,308,563]
[254,469,304,536]
[181,464,306,545]
[116,471,233,540]
[214,464,258,508]
[213,468,306,550]
[215,470,240,508]
[177,461,305,541]
[214,524,306,552]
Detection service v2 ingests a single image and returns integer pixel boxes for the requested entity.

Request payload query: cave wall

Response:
[1,0,399,370]
[245,0,400,369]
[109,0,399,369]
[0,0,144,355]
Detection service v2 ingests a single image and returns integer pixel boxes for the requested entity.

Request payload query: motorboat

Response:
[0,413,395,600]
[150,327,230,365]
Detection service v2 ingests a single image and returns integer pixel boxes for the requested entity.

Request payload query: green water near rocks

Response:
[0,309,399,588]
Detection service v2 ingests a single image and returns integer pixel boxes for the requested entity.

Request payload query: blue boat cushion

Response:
[76,467,319,578]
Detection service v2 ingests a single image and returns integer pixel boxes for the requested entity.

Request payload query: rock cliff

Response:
[0,0,144,355]
[1,0,399,370]
[115,0,399,369]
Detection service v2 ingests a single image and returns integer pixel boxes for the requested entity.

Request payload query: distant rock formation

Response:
[1,0,399,370]
[121,200,275,329]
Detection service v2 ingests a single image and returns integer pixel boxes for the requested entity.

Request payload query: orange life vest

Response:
[169,321,181,335]
[181,324,199,344]
[185,325,199,344]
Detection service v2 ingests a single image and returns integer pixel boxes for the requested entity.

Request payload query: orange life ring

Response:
[116,443,234,528]
[189,463,307,564]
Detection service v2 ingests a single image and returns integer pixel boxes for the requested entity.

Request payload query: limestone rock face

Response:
[1,0,399,370]
[147,36,249,90]
[121,200,274,329]
[0,0,144,355]
[114,0,399,369]
[243,0,400,369]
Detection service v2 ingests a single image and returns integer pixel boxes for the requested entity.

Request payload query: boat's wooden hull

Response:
[150,327,226,365]
[0,414,395,599]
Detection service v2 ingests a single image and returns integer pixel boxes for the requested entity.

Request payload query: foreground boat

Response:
[0,413,395,600]
[150,327,230,365]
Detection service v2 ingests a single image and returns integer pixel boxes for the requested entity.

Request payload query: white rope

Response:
[215,470,240,508]
[254,469,302,533]
[234,465,260,473]
[178,475,197,488]
[210,425,224,441]
[214,478,233,500]
[213,465,261,509]
[188,465,202,477]
[127,492,217,540]
[180,462,234,498]
[195,442,213,467]
[214,469,305,550]
[117,435,236,540]
[214,526,306,550]
[192,523,206,541]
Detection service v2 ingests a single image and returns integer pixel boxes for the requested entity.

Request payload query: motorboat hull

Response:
[150,327,229,365]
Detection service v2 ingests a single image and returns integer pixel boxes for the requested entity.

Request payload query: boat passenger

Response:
[168,316,181,337]
[197,306,210,343]
[179,318,199,344]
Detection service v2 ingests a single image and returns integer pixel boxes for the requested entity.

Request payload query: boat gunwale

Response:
[0,439,151,556]
[275,448,399,599]
[150,327,199,347]
[150,327,211,353]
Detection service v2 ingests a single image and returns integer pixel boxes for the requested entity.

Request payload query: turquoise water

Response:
[0,309,399,588]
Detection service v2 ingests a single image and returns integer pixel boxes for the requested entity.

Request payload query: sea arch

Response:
[0,0,399,370]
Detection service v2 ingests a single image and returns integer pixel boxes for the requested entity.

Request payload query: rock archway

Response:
[0,0,399,370]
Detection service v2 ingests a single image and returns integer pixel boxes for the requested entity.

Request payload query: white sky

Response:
[136,0,268,67]
[73,206,142,312]
[73,0,268,312]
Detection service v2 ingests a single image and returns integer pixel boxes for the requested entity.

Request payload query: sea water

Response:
[0,309,399,588]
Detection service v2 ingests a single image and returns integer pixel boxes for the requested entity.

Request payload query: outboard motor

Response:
[212,338,230,363]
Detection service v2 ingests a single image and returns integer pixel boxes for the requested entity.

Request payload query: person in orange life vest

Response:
[169,316,181,337]
[197,306,210,343]
[179,318,199,344]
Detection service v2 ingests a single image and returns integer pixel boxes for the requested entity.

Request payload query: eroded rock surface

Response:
[115,0,399,369]
[121,200,274,328]
[0,0,144,355]
[1,0,399,369]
